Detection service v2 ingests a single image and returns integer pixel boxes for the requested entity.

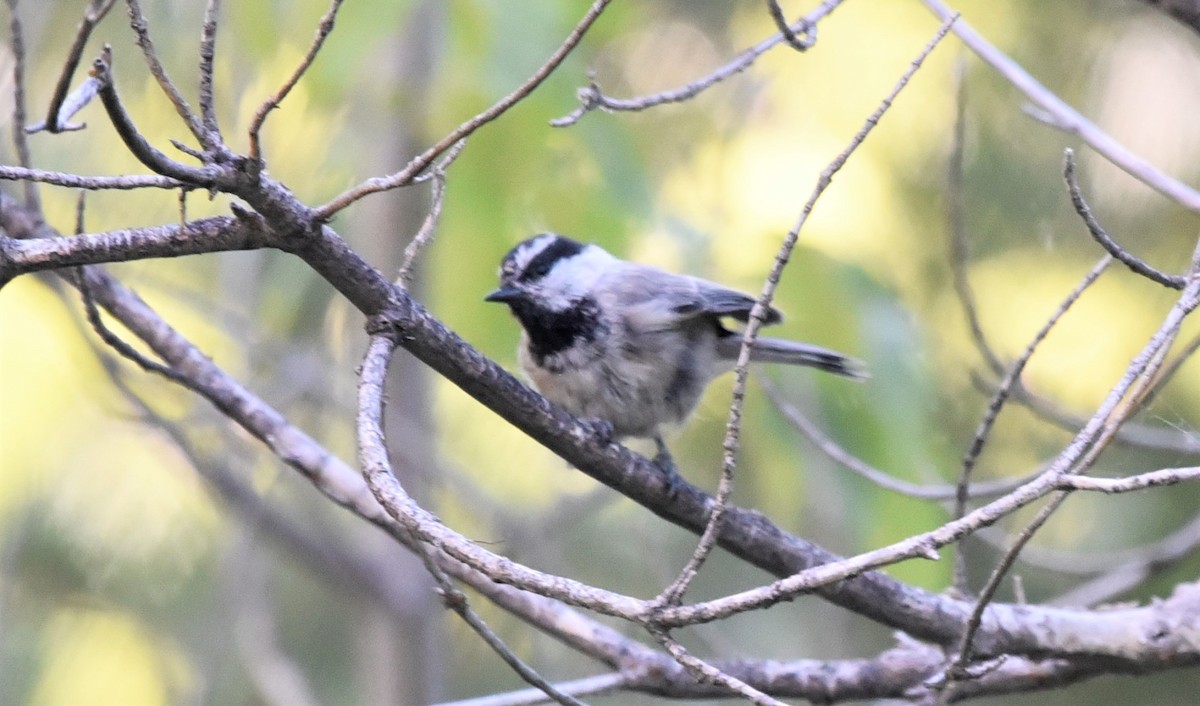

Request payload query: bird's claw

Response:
[581,417,615,446]
[652,437,685,496]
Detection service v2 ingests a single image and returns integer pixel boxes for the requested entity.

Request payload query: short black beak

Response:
[484,286,523,303]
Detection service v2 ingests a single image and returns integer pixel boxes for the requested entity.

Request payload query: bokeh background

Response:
[3,1,1200,703]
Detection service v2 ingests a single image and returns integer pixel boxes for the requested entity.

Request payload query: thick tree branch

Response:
[1,211,276,278]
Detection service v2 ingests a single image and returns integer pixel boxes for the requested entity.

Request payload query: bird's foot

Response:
[580,417,615,446]
[653,437,686,497]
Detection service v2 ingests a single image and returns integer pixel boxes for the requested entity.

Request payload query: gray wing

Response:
[675,278,783,325]
[603,264,781,333]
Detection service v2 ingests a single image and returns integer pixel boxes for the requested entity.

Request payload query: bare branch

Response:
[5,0,39,211]
[247,0,345,161]
[948,54,1005,374]
[1050,511,1200,606]
[952,255,1112,565]
[1063,149,1187,288]
[356,330,585,706]
[357,333,647,621]
[78,272,185,382]
[1058,466,1200,493]
[0,164,184,190]
[26,0,116,134]
[315,0,613,219]
[413,544,587,706]
[651,11,960,612]
[396,139,465,287]
[919,0,1200,213]
[551,0,848,127]
[648,626,788,706]
[432,674,629,706]
[123,0,216,149]
[1,213,277,278]
[762,377,1029,501]
[941,495,1067,693]
[91,47,222,185]
[198,0,221,140]
[764,0,815,51]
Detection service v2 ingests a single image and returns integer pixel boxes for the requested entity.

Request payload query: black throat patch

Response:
[508,295,602,365]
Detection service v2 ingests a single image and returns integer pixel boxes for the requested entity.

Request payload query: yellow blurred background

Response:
[2,1,1200,703]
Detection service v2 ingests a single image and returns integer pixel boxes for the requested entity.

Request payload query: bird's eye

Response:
[526,262,551,280]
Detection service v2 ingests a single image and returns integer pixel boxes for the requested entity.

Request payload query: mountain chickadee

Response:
[486,233,865,457]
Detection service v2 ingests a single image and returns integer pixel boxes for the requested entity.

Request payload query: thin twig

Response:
[396,139,465,287]
[27,0,116,134]
[648,626,788,706]
[78,269,186,383]
[946,262,1200,672]
[198,0,222,141]
[1063,149,1186,289]
[73,189,85,234]
[946,329,1194,683]
[947,53,1004,374]
[123,0,216,149]
[938,494,1066,692]
[91,47,221,185]
[177,187,188,230]
[247,0,345,161]
[1130,330,1200,414]
[951,255,1112,593]
[432,674,629,706]
[918,0,1200,213]
[5,0,40,211]
[762,377,1029,501]
[993,373,1200,456]
[1057,466,1200,494]
[551,0,848,127]
[765,0,815,51]
[414,543,588,706]
[315,0,613,219]
[654,275,1200,628]
[0,165,184,190]
[1050,511,1200,606]
[653,13,960,610]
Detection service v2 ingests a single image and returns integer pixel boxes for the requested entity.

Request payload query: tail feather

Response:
[718,336,868,380]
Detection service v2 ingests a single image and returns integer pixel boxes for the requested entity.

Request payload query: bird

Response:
[485,233,865,466]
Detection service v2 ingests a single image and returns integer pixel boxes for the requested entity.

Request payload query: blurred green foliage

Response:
[2,1,1200,704]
